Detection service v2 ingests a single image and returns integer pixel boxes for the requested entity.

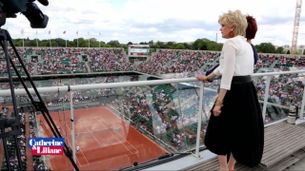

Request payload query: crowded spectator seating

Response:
[110,83,204,152]
[0,104,49,170]
[1,47,305,77]
[0,47,133,76]
[136,49,220,74]
[1,47,305,161]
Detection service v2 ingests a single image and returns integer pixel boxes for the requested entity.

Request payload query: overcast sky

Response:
[3,0,305,46]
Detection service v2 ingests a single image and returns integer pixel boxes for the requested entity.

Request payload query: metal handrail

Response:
[1,70,305,96]
[1,70,305,158]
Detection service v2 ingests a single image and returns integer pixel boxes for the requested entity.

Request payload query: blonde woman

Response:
[197,10,264,171]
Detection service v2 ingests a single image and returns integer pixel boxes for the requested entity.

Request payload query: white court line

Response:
[100,109,139,155]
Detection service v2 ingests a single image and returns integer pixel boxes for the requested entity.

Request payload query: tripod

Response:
[0,115,23,171]
[0,28,79,171]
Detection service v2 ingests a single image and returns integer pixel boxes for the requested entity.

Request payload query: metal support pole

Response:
[176,86,183,122]
[299,83,305,119]
[262,76,271,122]
[69,91,76,166]
[195,83,204,158]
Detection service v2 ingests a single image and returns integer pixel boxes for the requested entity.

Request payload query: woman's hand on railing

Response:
[196,74,211,82]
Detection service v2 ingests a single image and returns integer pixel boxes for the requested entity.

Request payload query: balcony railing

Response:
[0,70,305,170]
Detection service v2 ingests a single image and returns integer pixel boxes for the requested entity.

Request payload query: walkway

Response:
[284,122,305,171]
[182,121,305,171]
[284,156,305,171]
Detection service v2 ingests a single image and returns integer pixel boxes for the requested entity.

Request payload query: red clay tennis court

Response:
[37,106,168,170]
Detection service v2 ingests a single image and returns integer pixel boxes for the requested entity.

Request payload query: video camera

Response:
[0,0,49,28]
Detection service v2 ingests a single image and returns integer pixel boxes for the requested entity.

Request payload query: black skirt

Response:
[204,76,264,167]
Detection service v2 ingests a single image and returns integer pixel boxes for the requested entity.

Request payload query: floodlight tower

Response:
[291,0,302,54]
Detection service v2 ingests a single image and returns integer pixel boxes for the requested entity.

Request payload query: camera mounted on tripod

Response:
[0,0,49,28]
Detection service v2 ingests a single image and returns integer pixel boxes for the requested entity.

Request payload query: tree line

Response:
[12,37,302,54]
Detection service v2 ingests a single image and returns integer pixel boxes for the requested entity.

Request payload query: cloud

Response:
[3,0,305,46]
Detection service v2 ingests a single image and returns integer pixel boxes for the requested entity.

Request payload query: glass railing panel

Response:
[149,82,200,152]
[0,93,51,171]
[31,81,212,171]
[1,70,304,170]
[1,90,76,171]
[70,87,168,170]
[170,82,217,152]
[253,73,305,123]
[32,85,169,170]
[34,90,71,170]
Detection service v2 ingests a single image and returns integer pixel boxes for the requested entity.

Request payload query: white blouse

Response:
[213,35,254,90]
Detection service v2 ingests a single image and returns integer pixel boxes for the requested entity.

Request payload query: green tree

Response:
[192,39,208,50]
[166,41,176,49]
[39,40,49,47]
[256,42,276,53]
[107,40,121,47]
[207,41,222,51]
[148,40,154,47]
[26,38,37,47]
[99,41,106,47]
[173,43,185,49]
[275,47,284,54]
[13,39,24,47]
[89,38,99,47]
[183,42,191,49]
[54,38,66,47]
[154,41,166,49]
[78,38,87,47]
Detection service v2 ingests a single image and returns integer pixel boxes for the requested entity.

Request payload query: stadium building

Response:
[0,47,305,170]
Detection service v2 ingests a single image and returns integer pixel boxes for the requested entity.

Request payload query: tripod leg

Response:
[2,29,79,171]
[0,130,12,171]
[0,30,22,171]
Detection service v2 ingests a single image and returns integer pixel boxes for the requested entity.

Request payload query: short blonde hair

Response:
[218,10,247,36]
